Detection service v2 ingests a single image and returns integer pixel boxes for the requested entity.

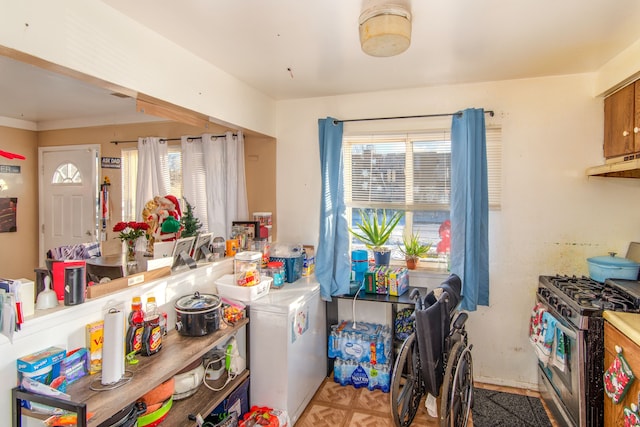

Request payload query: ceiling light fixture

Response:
[359,3,412,57]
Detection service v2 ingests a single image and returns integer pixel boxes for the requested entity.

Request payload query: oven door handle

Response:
[555,321,577,340]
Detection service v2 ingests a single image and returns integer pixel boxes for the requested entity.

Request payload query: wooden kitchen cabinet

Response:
[603,320,640,426]
[603,80,640,158]
[12,317,249,427]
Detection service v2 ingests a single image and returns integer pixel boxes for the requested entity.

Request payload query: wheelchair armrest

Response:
[452,312,468,331]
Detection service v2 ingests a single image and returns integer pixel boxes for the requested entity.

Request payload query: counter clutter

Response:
[8,256,252,427]
[10,240,317,426]
[12,299,249,427]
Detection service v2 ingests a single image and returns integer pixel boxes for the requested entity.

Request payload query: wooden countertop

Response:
[603,311,640,346]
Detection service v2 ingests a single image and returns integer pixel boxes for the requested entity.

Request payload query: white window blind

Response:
[344,127,502,210]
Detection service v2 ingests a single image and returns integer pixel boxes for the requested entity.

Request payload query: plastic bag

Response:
[239,406,289,427]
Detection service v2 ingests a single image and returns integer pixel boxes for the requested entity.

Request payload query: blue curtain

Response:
[316,118,351,300]
[450,108,489,311]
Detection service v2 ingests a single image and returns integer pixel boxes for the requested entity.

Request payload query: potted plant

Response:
[399,232,432,270]
[348,209,404,266]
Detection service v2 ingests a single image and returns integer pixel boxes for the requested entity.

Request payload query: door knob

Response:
[623,130,630,137]
[635,127,639,134]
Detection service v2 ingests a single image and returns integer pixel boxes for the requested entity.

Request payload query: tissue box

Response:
[17,346,66,385]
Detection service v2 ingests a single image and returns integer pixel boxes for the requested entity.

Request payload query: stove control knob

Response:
[558,304,571,317]
[538,288,550,299]
[548,296,557,306]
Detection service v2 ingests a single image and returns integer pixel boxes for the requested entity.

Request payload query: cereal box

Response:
[86,320,104,374]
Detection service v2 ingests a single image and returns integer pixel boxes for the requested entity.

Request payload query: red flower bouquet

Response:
[113,221,150,244]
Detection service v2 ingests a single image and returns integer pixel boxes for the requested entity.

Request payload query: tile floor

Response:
[296,377,560,427]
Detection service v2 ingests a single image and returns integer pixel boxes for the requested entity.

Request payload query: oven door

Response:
[536,296,583,427]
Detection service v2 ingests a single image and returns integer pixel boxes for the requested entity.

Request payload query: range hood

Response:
[586,153,640,178]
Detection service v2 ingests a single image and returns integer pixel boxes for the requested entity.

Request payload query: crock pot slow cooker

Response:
[174,291,222,336]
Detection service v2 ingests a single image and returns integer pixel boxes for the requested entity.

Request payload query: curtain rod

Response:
[110,133,237,145]
[333,110,494,124]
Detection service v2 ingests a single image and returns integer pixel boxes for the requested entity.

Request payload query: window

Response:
[121,145,183,221]
[343,127,501,264]
[52,162,82,184]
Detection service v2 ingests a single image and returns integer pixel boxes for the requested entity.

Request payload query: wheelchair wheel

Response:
[440,341,474,427]
[390,333,423,427]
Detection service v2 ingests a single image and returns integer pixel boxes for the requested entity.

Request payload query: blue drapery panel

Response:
[316,118,351,300]
[450,108,490,311]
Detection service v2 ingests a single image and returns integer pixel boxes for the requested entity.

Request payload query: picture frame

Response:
[192,232,213,262]
[171,236,196,270]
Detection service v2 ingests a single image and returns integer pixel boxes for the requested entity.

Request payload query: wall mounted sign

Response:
[101,157,121,169]
[0,165,21,174]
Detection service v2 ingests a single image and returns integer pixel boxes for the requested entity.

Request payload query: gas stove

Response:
[538,275,640,330]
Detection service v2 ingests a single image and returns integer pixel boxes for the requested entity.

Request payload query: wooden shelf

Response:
[13,317,248,427]
[167,369,249,425]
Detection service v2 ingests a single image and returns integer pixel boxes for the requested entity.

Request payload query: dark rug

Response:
[472,387,552,427]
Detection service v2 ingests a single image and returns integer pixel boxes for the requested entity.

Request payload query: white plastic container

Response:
[234,251,263,286]
[215,274,272,301]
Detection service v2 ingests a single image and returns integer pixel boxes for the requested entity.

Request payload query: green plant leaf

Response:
[348,209,404,249]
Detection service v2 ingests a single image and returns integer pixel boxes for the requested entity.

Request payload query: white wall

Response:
[0,0,276,137]
[275,73,640,389]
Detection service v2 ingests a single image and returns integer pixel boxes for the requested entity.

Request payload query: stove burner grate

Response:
[544,274,640,313]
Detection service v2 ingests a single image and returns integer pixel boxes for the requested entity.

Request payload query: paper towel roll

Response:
[102,309,125,385]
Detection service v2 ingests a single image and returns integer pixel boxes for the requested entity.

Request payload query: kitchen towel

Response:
[529,302,546,347]
[102,309,125,385]
[530,304,557,366]
[538,312,557,363]
[553,328,567,372]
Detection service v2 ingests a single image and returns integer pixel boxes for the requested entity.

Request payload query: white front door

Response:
[39,145,99,265]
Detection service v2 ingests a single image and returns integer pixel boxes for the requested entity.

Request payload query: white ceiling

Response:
[3,0,640,128]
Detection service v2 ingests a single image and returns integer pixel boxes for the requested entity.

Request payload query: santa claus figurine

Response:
[149,195,183,243]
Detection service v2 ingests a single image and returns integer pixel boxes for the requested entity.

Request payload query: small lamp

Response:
[359,4,412,57]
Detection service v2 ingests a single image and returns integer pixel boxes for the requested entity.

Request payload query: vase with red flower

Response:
[113,221,150,265]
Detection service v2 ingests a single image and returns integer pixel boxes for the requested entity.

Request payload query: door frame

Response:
[38,144,100,266]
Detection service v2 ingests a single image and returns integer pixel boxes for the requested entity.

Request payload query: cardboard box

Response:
[388,267,409,296]
[86,320,104,374]
[364,270,377,294]
[61,348,89,384]
[374,266,389,295]
[17,346,66,385]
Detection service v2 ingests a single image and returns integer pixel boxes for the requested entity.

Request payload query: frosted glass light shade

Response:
[359,6,412,57]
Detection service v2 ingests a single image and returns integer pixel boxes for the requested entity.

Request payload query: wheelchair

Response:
[390,274,474,427]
